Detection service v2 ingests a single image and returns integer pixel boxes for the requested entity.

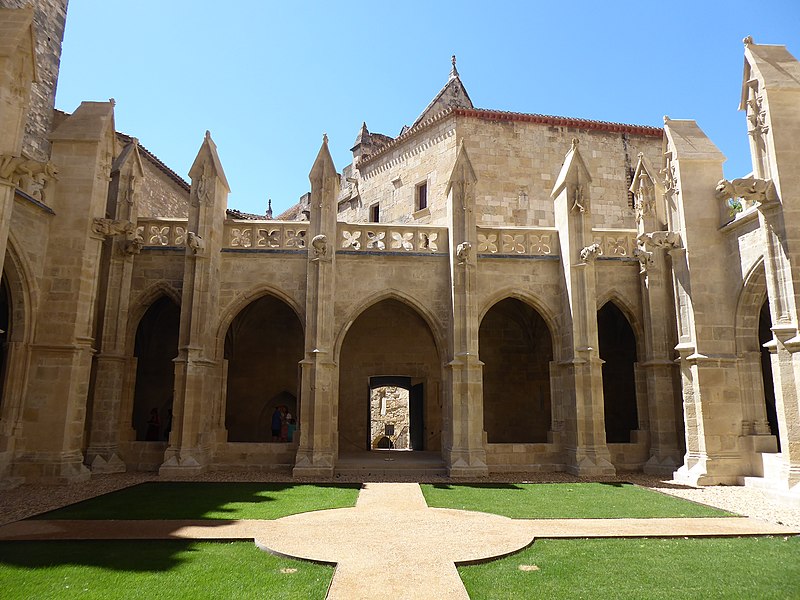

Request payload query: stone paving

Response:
[0,482,797,600]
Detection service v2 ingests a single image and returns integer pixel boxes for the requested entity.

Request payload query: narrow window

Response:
[416,182,428,211]
[370,203,380,223]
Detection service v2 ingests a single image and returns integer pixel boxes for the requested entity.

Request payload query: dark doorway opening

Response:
[224,295,303,442]
[759,301,780,451]
[132,296,180,441]
[598,302,638,443]
[480,298,553,443]
[0,275,9,411]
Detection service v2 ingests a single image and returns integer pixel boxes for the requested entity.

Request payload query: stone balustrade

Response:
[590,228,637,258]
[337,223,448,254]
[476,227,559,256]
[136,218,189,247]
[223,221,309,250]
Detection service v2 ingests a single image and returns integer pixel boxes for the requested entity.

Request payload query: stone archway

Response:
[759,301,780,449]
[598,301,638,443]
[0,276,9,413]
[223,295,303,443]
[479,297,553,443]
[131,296,180,441]
[338,299,441,454]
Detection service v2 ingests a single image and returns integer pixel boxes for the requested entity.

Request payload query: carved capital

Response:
[579,243,601,263]
[0,156,58,203]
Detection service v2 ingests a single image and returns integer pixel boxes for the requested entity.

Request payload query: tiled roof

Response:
[358,106,663,166]
[116,132,190,192]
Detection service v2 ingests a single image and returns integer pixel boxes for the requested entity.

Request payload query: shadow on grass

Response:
[0,540,193,573]
[431,483,524,491]
[31,482,361,521]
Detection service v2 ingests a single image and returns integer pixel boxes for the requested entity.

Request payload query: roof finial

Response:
[323,133,328,145]
[266,198,273,219]
[450,54,458,78]
[743,35,754,46]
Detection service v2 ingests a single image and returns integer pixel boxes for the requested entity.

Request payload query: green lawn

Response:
[421,482,734,519]
[459,536,800,599]
[34,483,361,520]
[0,540,331,599]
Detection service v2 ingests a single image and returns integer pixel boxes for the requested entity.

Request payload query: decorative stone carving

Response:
[311,234,328,258]
[633,245,654,268]
[579,243,601,262]
[123,236,144,255]
[456,241,472,264]
[637,231,682,250]
[186,231,205,255]
[193,173,213,205]
[0,156,59,203]
[92,218,136,238]
[366,230,385,250]
[715,177,777,206]
[390,231,414,251]
[419,232,438,252]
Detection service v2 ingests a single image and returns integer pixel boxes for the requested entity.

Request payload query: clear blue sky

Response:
[55,1,800,217]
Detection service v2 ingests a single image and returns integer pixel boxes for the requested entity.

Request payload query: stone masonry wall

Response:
[137,157,190,218]
[0,0,68,161]
[458,118,663,229]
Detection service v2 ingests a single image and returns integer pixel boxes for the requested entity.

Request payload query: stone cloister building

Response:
[1,4,799,500]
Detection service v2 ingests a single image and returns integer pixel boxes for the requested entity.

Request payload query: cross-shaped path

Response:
[0,482,796,600]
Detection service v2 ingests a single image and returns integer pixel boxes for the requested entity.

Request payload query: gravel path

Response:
[1,470,798,529]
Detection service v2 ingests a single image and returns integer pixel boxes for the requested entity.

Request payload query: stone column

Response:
[0,7,36,280]
[294,135,339,477]
[13,101,116,483]
[663,118,745,486]
[445,142,488,477]
[551,139,614,476]
[84,140,145,473]
[160,131,228,476]
[740,40,800,492]
[630,154,682,474]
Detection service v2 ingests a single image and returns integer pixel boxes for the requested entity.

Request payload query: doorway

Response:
[368,376,424,451]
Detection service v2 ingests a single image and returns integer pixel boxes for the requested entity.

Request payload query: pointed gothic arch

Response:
[479,297,554,443]
[598,300,639,443]
[131,295,180,441]
[223,294,304,442]
[337,296,442,453]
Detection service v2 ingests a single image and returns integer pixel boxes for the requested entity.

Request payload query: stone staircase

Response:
[335,451,448,478]
[740,451,788,490]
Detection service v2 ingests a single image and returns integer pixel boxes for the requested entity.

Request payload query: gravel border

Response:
[1,470,798,529]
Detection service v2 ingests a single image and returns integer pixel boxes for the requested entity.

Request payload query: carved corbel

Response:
[456,241,472,265]
[92,218,136,238]
[579,243,601,263]
[633,245,654,268]
[310,234,329,261]
[637,231,682,251]
[186,231,205,255]
[0,156,59,203]
[715,177,777,209]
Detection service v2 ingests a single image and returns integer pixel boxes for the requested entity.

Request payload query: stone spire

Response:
[266,198,273,219]
[450,54,458,79]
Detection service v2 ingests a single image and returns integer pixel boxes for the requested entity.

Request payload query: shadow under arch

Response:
[479,296,554,443]
[131,295,181,441]
[223,293,304,443]
[333,288,447,365]
[126,282,181,357]
[0,240,35,427]
[214,285,304,363]
[735,258,768,354]
[478,287,561,360]
[337,294,443,454]
[596,290,644,361]
[597,299,639,443]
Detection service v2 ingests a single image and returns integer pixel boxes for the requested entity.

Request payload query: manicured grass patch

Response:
[420,483,733,519]
[459,536,800,599]
[0,540,331,599]
[35,483,361,520]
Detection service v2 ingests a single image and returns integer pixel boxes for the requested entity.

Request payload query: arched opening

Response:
[339,299,441,454]
[0,275,10,412]
[759,301,780,450]
[479,298,553,443]
[224,295,303,442]
[598,302,638,443]
[132,296,180,441]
